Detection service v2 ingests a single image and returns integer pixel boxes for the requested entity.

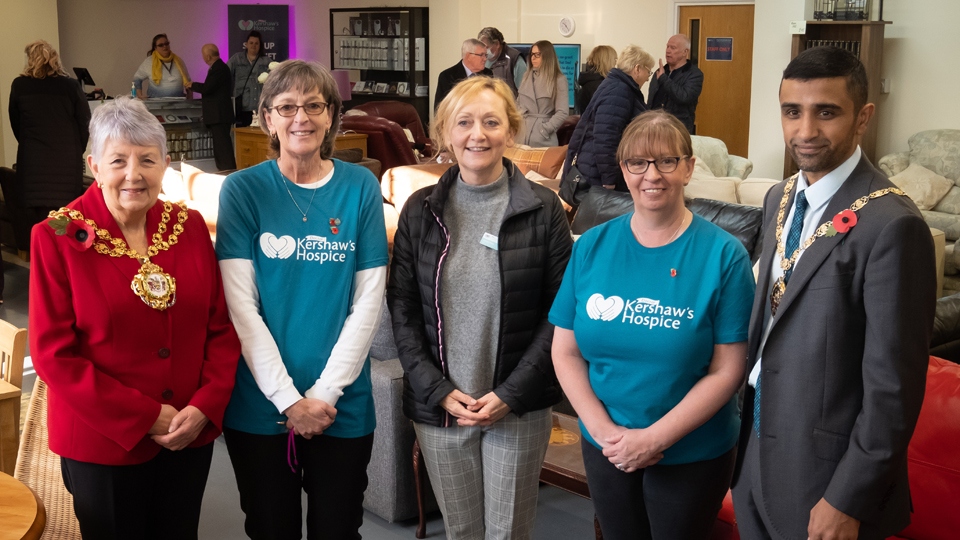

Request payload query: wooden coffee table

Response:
[540,412,590,498]
[0,471,45,540]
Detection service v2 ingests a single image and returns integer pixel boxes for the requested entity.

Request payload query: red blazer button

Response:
[161,389,174,400]
[158,348,171,358]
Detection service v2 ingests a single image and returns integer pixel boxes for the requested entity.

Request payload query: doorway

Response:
[678,4,755,158]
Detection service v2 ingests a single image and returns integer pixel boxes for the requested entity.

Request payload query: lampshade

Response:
[332,69,352,102]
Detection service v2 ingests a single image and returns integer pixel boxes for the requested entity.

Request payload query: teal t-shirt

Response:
[549,213,754,464]
[216,159,388,437]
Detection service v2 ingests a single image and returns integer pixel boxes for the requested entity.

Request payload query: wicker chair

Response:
[15,378,81,539]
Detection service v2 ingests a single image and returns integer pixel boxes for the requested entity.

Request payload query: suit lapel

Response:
[767,157,875,324]
[747,183,784,363]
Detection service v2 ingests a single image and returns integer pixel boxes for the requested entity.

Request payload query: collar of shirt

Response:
[462,62,479,77]
[750,146,862,387]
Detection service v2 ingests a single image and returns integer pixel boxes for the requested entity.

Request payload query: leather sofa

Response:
[712,356,960,540]
[341,115,421,178]
[352,100,433,156]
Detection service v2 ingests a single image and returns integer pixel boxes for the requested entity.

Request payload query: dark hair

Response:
[783,46,868,112]
[477,27,505,45]
[245,31,264,57]
[148,33,168,55]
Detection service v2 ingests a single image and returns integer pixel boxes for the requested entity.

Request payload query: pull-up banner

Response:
[228,5,290,61]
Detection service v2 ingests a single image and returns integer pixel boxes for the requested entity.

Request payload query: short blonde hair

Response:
[617,110,692,162]
[616,45,654,73]
[431,76,523,160]
[22,40,67,79]
[586,45,618,77]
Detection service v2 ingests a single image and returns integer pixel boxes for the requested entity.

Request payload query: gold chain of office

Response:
[769,177,907,315]
[48,201,189,311]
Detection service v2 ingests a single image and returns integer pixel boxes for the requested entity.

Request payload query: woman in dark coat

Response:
[577,45,617,114]
[564,45,653,192]
[8,40,90,250]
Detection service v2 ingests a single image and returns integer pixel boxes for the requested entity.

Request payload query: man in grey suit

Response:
[731,47,936,540]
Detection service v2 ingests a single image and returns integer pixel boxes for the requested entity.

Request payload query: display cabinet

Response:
[784,21,890,177]
[330,7,429,127]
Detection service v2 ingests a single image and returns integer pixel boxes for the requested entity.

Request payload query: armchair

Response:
[351,100,434,156]
[691,135,753,180]
[341,115,421,178]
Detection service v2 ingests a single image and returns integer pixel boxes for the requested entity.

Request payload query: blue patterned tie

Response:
[756,190,808,437]
[783,190,808,284]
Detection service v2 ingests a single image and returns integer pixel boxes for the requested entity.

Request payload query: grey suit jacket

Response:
[733,156,936,539]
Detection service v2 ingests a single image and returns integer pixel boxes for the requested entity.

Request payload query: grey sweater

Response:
[439,170,509,397]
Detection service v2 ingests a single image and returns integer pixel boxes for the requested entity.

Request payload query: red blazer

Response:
[29,185,240,465]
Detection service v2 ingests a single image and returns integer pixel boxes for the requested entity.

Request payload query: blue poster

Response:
[509,43,581,107]
[228,5,289,62]
[706,38,733,61]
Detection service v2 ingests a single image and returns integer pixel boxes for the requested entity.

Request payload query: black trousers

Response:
[582,439,736,540]
[223,428,374,540]
[60,443,214,540]
[209,122,237,171]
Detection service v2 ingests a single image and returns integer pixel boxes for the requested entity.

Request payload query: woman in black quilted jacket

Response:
[387,76,572,540]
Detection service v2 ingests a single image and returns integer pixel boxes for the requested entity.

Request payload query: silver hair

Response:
[89,96,167,161]
[672,34,691,51]
[461,38,485,58]
[617,45,654,72]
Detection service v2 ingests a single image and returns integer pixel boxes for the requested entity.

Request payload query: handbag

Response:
[559,153,589,207]
[235,65,256,127]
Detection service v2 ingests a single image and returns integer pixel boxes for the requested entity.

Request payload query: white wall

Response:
[1,0,60,167]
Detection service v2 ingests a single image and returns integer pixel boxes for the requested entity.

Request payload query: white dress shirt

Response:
[749,146,862,387]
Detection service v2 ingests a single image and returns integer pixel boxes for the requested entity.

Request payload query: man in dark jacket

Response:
[648,34,704,134]
[478,27,526,96]
[434,39,493,111]
[189,44,236,170]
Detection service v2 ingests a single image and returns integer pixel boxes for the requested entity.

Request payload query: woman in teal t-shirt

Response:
[550,110,754,539]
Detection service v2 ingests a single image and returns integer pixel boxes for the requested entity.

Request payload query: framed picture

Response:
[396,82,409,96]
[388,83,398,94]
[374,82,389,94]
[353,81,370,93]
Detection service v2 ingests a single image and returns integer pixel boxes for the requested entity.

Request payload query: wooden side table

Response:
[0,472,45,540]
[234,127,368,170]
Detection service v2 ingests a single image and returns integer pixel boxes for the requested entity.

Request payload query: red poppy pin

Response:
[329,217,341,235]
[49,215,95,251]
[826,209,858,236]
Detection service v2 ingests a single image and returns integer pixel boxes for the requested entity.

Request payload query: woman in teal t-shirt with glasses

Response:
[549,110,754,540]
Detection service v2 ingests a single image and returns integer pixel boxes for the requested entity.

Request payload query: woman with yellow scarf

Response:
[133,34,191,98]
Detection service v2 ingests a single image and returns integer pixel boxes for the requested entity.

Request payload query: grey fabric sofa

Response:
[363,297,437,522]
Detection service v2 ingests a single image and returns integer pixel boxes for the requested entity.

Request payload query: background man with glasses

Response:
[132,33,192,98]
[434,39,493,111]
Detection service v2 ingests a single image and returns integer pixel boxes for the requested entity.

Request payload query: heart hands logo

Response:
[238,20,254,30]
[260,233,296,259]
[586,294,625,322]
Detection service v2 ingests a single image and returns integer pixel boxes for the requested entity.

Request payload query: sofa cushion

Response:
[161,167,190,202]
[685,176,739,204]
[691,135,731,177]
[889,162,953,210]
[381,162,453,211]
[180,163,226,232]
[933,186,960,215]
[503,145,567,179]
[738,178,779,208]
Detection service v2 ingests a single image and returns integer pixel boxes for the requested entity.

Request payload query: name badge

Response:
[480,232,499,251]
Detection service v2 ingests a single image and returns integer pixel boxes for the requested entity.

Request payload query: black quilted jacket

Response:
[387,159,572,426]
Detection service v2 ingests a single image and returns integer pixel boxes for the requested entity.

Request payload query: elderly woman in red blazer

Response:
[29,96,240,540]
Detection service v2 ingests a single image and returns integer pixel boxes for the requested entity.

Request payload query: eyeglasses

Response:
[622,156,688,174]
[468,52,485,58]
[530,52,542,59]
[156,42,170,47]
[269,102,330,117]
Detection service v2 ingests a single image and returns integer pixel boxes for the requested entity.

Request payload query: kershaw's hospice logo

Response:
[586,294,695,330]
[260,233,355,263]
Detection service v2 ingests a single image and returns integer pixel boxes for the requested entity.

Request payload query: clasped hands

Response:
[597,425,665,473]
[441,389,511,427]
[149,404,208,451]
[283,398,337,439]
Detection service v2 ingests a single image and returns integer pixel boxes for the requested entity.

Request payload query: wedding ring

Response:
[617,463,625,471]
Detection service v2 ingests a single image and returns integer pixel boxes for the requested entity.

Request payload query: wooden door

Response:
[678,4,754,158]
